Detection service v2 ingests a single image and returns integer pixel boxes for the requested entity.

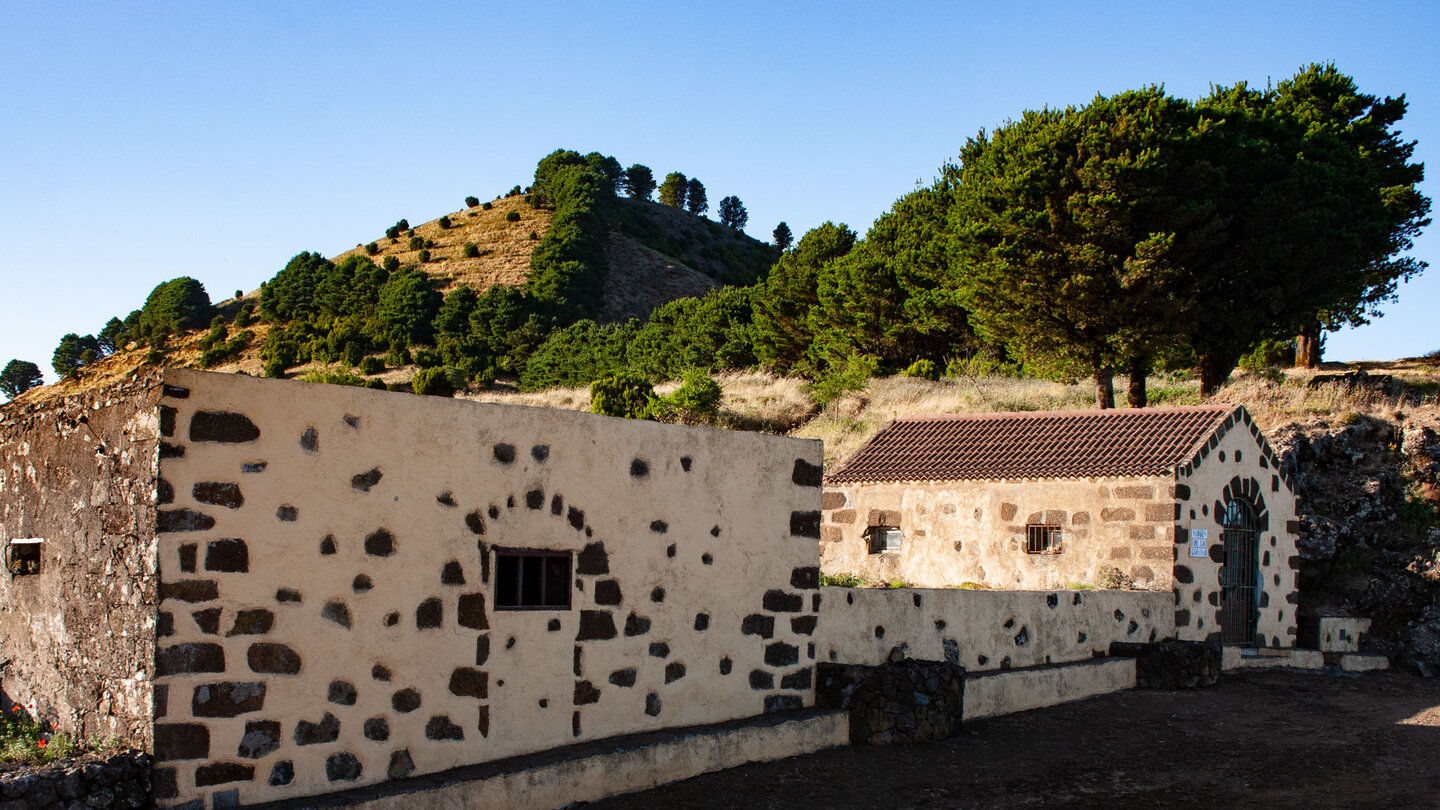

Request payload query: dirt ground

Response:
[585,669,1440,810]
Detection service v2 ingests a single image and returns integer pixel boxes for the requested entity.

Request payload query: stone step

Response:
[963,657,1135,720]
[1221,647,1324,671]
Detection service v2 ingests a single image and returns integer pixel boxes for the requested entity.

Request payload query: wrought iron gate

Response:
[1220,499,1260,645]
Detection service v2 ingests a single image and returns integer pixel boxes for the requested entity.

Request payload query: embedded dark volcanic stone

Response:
[577,542,609,575]
[388,749,414,779]
[526,489,545,509]
[465,510,486,536]
[320,535,337,555]
[645,693,661,716]
[790,511,821,538]
[352,468,383,492]
[425,715,464,741]
[441,560,465,585]
[392,689,422,713]
[194,482,244,509]
[781,668,812,690]
[364,717,390,741]
[766,642,800,667]
[154,723,209,761]
[322,601,352,629]
[749,670,774,690]
[190,411,260,443]
[630,459,649,478]
[365,528,395,557]
[475,636,490,666]
[269,761,294,786]
[192,681,266,718]
[193,608,221,635]
[158,478,174,505]
[650,587,665,603]
[326,752,363,782]
[343,414,359,429]
[294,712,340,745]
[159,442,185,459]
[237,720,281,759]
[160,405,177,437]
[353,574,373,593]
[609,668,636,687]
[650,520,668,534]
[493,443,516,464]
[649,642,670,658]
[449,668,488,699]
[720,657,733,675]
[741,614,775,639]
[764,590,803,612]
[300,427,319,452]
[624,613,651,637]
[765,695,803,713]
[567,506,585,531]
[664,662,687,683]
[791,616,817,635]
[205,539,249,573]
[416,597,443,629]
[532,444,550,462]
[276,504,298,522]
[694,613,710,631]
[156,643,225,676]
[437,491,457,507]
[328,680,358,705]
[458,593,489,630]
[372,664,391,682]
[577,610,616,641]
[681,456,692,472]
[574,681,600,706]
[595,580,622,606]
[241,461,267,473]
[247,643,302,675]
[275,588,302,603]
[790,567,820,590]
[195,762,255,787]
[226,609,273,636]
[158,509,215,533]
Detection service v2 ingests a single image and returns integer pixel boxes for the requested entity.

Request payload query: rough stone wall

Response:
[819,474,1179,590]
[0,750,152,809]
[815,658,963,744]
[817,587,1174,673]
[1172,407,1299,647]
[152,369,821,810]
[0,374,162,748]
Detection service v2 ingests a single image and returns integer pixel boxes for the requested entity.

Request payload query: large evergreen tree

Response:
[772,222,793,251]
[658,172,688,208]
[718,196,748,230]
[622,165,656,200]
[0,360,43,398]
[685,178,708,215]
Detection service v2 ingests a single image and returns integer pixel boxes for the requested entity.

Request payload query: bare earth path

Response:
[584,670,1440,810]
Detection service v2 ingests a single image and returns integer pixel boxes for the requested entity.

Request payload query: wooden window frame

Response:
[1025,524,1062,554]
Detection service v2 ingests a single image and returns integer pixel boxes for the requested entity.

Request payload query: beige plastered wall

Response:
[817,587,1174,672]
[153,369,822,809]
[0,374,162,747]
[820,474,1179,591]
[1171,408,1299,647]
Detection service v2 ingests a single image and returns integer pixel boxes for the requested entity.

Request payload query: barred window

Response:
[494,548,571,610]
[867,526,903,554]
[1025,524,1061,554]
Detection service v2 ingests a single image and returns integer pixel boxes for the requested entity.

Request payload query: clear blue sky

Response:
[3,1,1436,389]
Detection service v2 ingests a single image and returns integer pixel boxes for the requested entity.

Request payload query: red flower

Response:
[37,740,46,748]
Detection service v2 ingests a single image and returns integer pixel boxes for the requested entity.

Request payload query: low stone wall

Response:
[1109,641,1220,688]
[815,657,963,744]
[963,657,1135,720]
[0,750,151,809]
[817,587,1175,673]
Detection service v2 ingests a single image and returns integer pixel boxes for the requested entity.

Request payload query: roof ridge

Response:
[896,404,1236,423]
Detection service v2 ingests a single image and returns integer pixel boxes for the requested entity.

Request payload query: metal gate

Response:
[1220,499,1260,645]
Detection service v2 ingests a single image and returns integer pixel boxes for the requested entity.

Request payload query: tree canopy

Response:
[718,195,748,230]
[623,164,656,200]
[658,172,688,208]
[685,178,708,215]
[0,360,43,398]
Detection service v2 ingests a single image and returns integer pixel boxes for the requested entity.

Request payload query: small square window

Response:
[867,526,903,554]
[1026,525,1061,554]
[494,549,572,610]
[7,539,43,576]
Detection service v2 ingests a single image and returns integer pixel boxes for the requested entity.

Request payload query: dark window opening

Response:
[867,526,902,554]
[1026,524,1061,554]
[495,549,572,610]
[7,539,42,576]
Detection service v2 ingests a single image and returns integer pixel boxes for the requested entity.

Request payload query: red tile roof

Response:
[826,405,1243,484]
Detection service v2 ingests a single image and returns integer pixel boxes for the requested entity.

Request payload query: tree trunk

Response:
[1126,356,1150,408]
[1093,365,1115,409]
[1197,352,1231,397]
[1296,320,1323,368]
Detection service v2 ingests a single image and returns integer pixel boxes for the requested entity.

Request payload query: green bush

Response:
[384,344,411,367]
[299,369,374,388]
[463,242,480,258]
[233,301,257,327]
[412,366,457,397]
[413,348,442,369]
[138,277,212,343]
[590,372,655,419]
[482,201,493,210]
[417,249,431,263]
[902,359,940,380]
[506,186,522,198]
[644,370,722,425]
[359,356,384,375]
[365,242,379,256]
[1239,338,1297,373]
[263,357,286,378]
[465,196,480,208]
[382,255,400,273]
[409,236,424,251]
[529,230,539,240]
[505,210,521,223]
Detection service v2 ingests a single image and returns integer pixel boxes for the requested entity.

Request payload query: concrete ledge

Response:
[1222,647,1324,671]
[1335,653,1390,673]
[963,657,1135,720]
[245,709,849,810]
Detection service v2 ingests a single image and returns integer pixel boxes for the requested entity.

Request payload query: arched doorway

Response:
[1220,498,1261,645]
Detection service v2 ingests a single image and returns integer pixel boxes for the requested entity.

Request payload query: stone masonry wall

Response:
[0,373,163,748]
[817,587,1174,673]
[0,750,151,809]
[1171,407,1299,647]
[152,369,822,809]
[820,474,1180,591]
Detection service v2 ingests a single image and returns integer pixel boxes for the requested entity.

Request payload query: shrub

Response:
[138,277,212,342]
[412,366,457,397]
[413,347,442,369]
[384,344,411,367]
[506,185,522,198]
[438,215,452,230]
[382,255,400,272]
[529,230,539,240]
[359,356,384,375]
[482,201,493,210]
[463,242,480,258]
[818,572,868,588]
[368,378,387,390]
[409,236,424,251]
[299,369,374,388]
[590,372,655,419]
[417,249,430,263]
[1239,338,1297,373]
[1096,566,1134,590]
[644,370,722,425]
[263,357,286,378]
[343,340,366,367]
[233,301,257,327]
[902,359,940,380]
[425,238,435,249]
[505,210,521,223]
[365,242,379,256]
[465,196,480,208]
